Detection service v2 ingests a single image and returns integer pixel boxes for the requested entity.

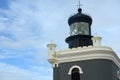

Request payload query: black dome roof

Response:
[68,8,92,26]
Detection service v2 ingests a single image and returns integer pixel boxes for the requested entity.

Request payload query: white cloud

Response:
[0,0,45,57]
[0,55,11,59]
[0,0,71,62]
[0,62,52,80]
[0,0,69,50]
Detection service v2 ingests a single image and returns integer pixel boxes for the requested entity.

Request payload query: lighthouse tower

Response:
[47,3,120,80]
[66,7,93,48]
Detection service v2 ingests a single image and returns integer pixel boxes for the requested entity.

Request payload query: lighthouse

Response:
[47,2,120,80]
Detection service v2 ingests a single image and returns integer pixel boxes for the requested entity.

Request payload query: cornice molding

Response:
[48,46,120,68]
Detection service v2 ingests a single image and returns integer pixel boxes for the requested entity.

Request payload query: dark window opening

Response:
[55,64,57,67]
[72,68,80,80]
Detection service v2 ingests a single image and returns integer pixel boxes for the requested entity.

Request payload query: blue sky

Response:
[0,0,120,80]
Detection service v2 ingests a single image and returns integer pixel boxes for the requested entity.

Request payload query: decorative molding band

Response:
[48,46,120,68]
[57,51,120,68]
[56,46,113,55]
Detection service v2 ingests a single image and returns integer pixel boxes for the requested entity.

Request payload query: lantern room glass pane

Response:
[70,22,89,36]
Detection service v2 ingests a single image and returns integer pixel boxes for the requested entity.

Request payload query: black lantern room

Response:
[65,8,93,48]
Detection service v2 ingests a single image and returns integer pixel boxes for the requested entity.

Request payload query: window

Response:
[68,65,83,80]
[72,68,80,80]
